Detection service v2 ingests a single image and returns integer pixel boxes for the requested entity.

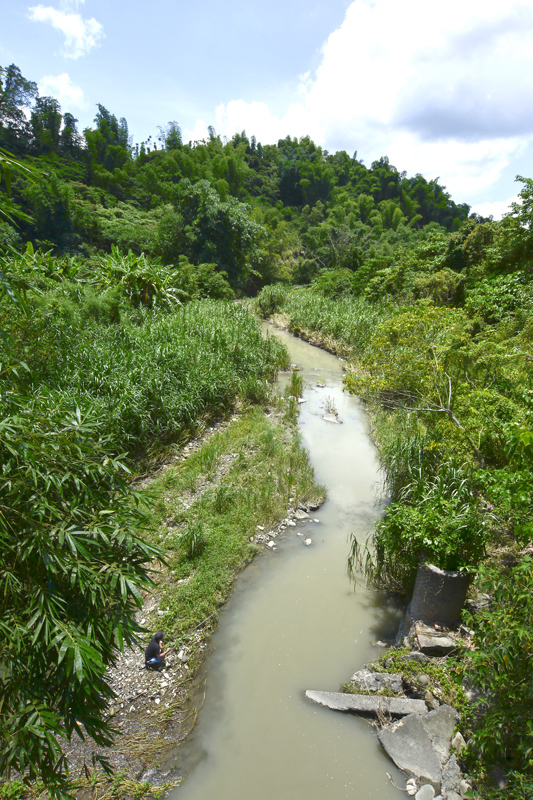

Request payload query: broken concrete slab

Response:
[305,690,427,716]
[350,668,403,694]
[377,706,460,792]
[378,713,443,790]
[415,623,456,656]
[441,754,463,796]
[423,705,460,766]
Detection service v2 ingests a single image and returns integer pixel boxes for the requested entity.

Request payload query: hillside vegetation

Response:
[1,61,532,798]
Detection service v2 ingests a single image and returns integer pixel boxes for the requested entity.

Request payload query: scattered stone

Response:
[256,525,264,531]
[304,538,312,546]
[415,623,456,656]
[406,777,418,795]
[403,652,430,664]
[487,766,508,790]
[378,705,460,792]
[451,732,466,753]
[417,674,429,688]
[415,785,435,800]
[424,691,440,710]
[323,413,339,423]
[305,690,427,716]
[441,754,463,796]
[267,540,276,548]
[350,668,403,694]
[295,509,310,520]
[464,593,492,614]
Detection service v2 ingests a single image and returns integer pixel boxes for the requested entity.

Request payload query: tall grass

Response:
[1,298,289,457]
[281,289,387,360]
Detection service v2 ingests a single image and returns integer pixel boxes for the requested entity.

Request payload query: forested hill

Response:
[1,62,472,292]
[3,61,533,800]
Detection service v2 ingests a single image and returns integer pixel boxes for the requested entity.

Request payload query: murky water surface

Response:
[171,327,404,800]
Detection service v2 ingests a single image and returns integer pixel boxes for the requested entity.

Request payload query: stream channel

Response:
[171,326,406,800]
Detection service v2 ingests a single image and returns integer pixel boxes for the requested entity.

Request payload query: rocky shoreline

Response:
[306,616,478,800]
[62,413,324,790]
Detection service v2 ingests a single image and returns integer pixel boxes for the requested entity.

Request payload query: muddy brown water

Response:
[170,328,405,799]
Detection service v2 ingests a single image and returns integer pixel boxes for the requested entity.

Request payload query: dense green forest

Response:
[1,61,532,798]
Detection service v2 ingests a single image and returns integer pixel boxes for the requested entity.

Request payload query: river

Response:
[170,326,405,800]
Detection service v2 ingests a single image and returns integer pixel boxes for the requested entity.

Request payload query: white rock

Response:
[313,519,320,523]
[267,540,276,548]
[451,732,466,753]
[406,778,418,796]
[304,538,312,546]
[157,609,165,616]
[256,525,264,531]
[155,698,160,705]
[415,786,435,800]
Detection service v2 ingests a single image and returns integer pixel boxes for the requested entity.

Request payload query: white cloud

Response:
[194,0,533,202]
[38,73,88,110]
[28,4,104,59]
[471,196,518,220]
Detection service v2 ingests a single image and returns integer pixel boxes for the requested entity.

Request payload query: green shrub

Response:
[255,283,288,317]
[464,558,533,786]
[311,268,355,298]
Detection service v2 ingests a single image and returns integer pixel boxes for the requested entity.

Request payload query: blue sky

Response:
[3,0,533,217]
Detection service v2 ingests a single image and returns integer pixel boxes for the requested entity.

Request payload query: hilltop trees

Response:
[156,179,263,288]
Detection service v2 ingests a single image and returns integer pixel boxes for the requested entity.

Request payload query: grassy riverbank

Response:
[0,394,325,800]
[0,250,326,798]
[255,283,533,799]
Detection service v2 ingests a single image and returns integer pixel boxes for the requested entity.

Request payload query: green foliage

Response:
[0,393,161,793]
[312,268,355,298]
[285,369,303,399]
[156,179,263,289]
[174,520,207,560]
[171,256,234,301]
[355,462,485,592]
[255,282,289,317]
[88,246,183,310]
[464,558,533,781]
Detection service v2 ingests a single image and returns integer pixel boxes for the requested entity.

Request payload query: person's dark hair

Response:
[154,631,165,642]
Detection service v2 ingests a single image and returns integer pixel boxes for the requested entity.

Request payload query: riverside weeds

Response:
[141,402,325,645]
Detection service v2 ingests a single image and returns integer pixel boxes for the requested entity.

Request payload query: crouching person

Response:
[145,631,171,671]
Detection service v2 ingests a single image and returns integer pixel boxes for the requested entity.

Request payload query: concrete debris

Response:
[305,690,427,716]
[350,668,403,694]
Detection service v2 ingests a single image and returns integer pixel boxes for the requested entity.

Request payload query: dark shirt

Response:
[145,639,162,662]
